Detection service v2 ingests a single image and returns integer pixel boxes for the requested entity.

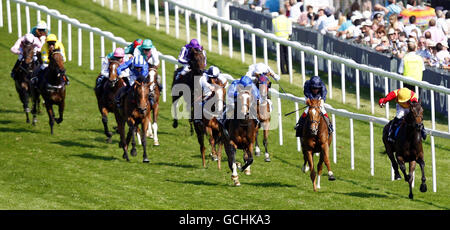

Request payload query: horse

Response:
[300,98,335,192]
[382,101,427,199]
[13,42,39,123]
[171,48,206,134]
[144,67,161,146]
[222,89,258,186]
[193,77,226,169]
[94,60,124,143]
[114,78,152,163]
[255,74,272,162]
[31,48,66,134]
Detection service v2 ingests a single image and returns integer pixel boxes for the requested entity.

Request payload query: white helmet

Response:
[207,66,220,78]
[24,33,35,44]
[255,63,269,75]
[36,21,47,30]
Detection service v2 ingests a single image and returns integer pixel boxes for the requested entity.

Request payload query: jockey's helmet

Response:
[46,34,58,42]
[36,21,47,30]
[113,47,125,58]
[133,39,143,48]
[397,88,412,103]
[239,75,253,87]
[133,55,146,68]
[310,76,322,89]
[207,66,220,78]
[187,39,201,50]
[255,63,268,75]
[141,39,154,49]
[24,33,35,44]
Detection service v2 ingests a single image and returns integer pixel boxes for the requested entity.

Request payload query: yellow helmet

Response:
[46,34,58,42]
[397,88,412,103]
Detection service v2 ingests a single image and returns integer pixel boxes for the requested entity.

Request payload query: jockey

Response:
[96,47,128,89]
[379,87,427,142]
[219,75,260,139]
[246,63,280,84]
[30,21,49,45]
[115,55,149,108]
[133,39,162,90]
[295,76,333,137]
[124,38,143,56]
[10,33,42,80]
[176,38,207,79]
[33,34,69,85]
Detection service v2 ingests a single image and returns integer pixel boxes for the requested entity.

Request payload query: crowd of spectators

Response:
[236,0,450,71]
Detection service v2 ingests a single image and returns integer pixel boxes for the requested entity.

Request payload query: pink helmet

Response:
[113,47,125,58]
[24,33,35,44]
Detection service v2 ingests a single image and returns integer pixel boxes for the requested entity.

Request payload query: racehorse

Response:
[114,78,151,163]
[255,74,271,162]
[300,98,335,192]
[31,48,66,134]
[94,60,124,143]
[222,89,258,186]
[13,42,39,123]
[193,77,226,169]
[171,48,206,134]
[144,68,161,146]
[382,101,427,199]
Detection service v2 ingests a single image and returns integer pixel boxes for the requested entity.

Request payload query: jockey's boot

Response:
[295,113,307,138]
[218,111,230,141]
[388,117,402,143]
[115,86,128,109]
[10,59,20,80]
[421,126,427,140]
[323,113,333,134]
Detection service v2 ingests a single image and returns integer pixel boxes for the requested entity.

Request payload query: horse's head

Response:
[108,60,120,85]
[237,89,253,119]
[49,49,66,82]
[407,100,424,132]
[188,48,206,75]
[306,98,322,136]
[256,73,270,99]
[133,79,150,115]
[22,42,35,65]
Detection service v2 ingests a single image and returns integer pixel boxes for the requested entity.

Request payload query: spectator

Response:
[424,19,447,44]
[406,0,417,9]
[318,7,338,35]
[362,0,372,12]
[426,40,440,67]
[272,7,292,74]
[398,41,425,91]
[284,1,291,17]
[346,18,363,40]
[435,42,450,66]
[416,36,434,65]
[248,0,266,11]
[289,0,303,22]
[297,5,314,27]
[371,26,386,48]
[404,16,422,38]
[265,0,280,13]
[372,12,385,25]
[313,8,327,31]
[395,31,408,58]
[375,36,391,53]
[446,11,450,41]
[375,0,402,24]
[436,10,448,36]
[336,12,353,37]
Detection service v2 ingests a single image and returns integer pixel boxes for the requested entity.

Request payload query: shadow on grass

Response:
[0,108,23,114]
[154,162,199,169]
[166,179,223,187]
[0,127,38,133]
[246,182,297,188]
[336,192,389,199]
[71,153,118,161]
[52,140,99,148]
[0,120,14,125]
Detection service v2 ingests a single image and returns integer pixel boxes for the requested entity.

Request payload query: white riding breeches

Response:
[396,104,410,119]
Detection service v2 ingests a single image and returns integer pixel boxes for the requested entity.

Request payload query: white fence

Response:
[3,0,449,193]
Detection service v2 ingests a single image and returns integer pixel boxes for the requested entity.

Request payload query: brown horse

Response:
[94,60,124,143]
[222,89,258,186]
[300,98,335,192]
[144,67,161,146]
[193,77,226,169]
[255,74,272,162]
[31,49,66,134]
[13,43,39,123]
[114,79,151,163]
[171,48,206,133]
[382,101,427,199]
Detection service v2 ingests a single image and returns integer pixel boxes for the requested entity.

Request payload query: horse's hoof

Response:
[264,153,271,162]
[122,154,129,161]
[106,131,113,138]
[143,158,150,163]
[328,175,336,181]
[210,153,218,161]
[130,148,137,157]
[26,119,30,123]
[255,147,261,156]
[244,169,251,176]
[106,137,112,144]
[302,165,310,173]
[56,118,63,124]
[172,120,178,128]
[394,174,402,180]
[420,184,427,193]
[154,140,160,146]
[409,193,414,199]
[232,176,241,186]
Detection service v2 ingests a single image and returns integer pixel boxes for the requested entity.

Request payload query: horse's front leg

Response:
[45,102,55,134]
[321,142,335,181]
[254,129,261,156]
[55,99,64,124]
[408,161,417,199]
[142,119,150,163]
[225,141,240,186]
[417,157,427,193]
[152,105,160,146]
[127,121,137,157]
[31,89,39,126]
[263,124,271,162]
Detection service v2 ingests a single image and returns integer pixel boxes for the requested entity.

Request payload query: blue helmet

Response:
[239,75,253,87]
[133,55,146,68]
[310,76,322,89]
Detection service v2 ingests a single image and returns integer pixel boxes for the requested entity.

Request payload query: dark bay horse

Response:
[193,78,226,169]
[114,79,151,163]
[94,60,124,143]
[171,48,206,133]
[382,101,427,199]
[300,98,335,192]
[222,90,258,186]
[31,49,66,134]
[13,43,39,123]
[255,74,272,162]
[144,67,161,146]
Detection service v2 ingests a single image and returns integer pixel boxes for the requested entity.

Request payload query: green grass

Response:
[0,0,448,210]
